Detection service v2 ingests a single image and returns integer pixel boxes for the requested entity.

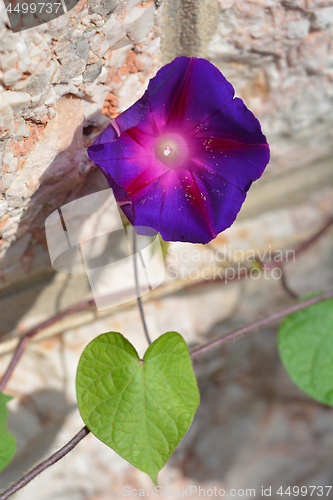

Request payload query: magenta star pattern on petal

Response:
[88,57,270,244]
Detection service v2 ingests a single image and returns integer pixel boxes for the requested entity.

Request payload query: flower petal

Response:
[191,169,247,236]
[91,122,118,147]
[146,57,235,135]
[114,94,148,135]
[96,163,135,223]
[166,58,235,133]
[88,94,148,155]
[91,134,169,192]
[126,168,217,244]
[194,141,270,192]
[145,57,193,132]
[88,57,270,244]
[191,97,270,191]
[195,97,268,145]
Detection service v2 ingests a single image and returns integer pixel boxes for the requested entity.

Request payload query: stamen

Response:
[154,133,188,168]
[163,145,173,156]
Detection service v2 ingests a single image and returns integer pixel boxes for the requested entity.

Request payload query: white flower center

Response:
[154,133,189,168]
[163,145,173,156]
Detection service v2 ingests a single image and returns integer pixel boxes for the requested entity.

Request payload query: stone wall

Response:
[0,0,332,332]
[1,0,332,298]
[0,0,160,291]
[0,0,333,498]
[207,0,333,176]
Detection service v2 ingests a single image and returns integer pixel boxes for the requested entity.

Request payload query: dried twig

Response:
[190,288,333,358]
[2,289,333,500]
[0,299,95,392]
[1,216,332,391]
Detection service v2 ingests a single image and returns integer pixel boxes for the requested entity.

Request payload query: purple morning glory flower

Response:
[88,57,270,244]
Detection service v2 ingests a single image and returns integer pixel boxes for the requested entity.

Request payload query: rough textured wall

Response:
[206,0,333,174]
[0,0,332,335]
[0,0,160,289]
[162,0,333,173]
[1,0,332,294]
[0,1,333,497]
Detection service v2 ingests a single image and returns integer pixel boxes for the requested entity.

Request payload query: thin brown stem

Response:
[1,217,332,390]
[1,289,333,499]
[132,229,152,346]
[0,299,95,392]
[0,426,90,500]
[263,216,333,270]
[279,265,298,299]
[190,288,333,358]
[0,336,29,392]
[294,216,333,257]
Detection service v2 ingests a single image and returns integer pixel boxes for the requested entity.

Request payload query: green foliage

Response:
[0,392,16,472]
[76,331,200,484]
[278,296,333,405]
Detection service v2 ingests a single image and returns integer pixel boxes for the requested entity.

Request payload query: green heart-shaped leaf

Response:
[76,331,200,484]
[0,392,16,472]
[278,296,333,405]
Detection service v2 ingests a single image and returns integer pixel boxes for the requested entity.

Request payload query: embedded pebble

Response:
[82,60,103,82]
[0,0,160,272]
[3,69,21,87]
